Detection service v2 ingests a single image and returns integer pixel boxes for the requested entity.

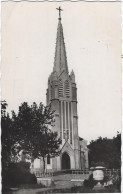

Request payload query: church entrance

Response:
[61,152,71,170]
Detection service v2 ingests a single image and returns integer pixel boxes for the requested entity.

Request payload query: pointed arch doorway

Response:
[61,152,71,170]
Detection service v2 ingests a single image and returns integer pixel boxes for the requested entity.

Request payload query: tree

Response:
[112,132,121,168]
[12,102,61,172]
[1,100,8,117]
[1,101,18,183]
[88,133,121,169]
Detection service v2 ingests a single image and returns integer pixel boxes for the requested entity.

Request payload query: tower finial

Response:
[56,6,63,20]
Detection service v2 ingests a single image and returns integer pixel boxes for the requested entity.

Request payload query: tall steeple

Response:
[45,8,89,171]
[53,7,68,75]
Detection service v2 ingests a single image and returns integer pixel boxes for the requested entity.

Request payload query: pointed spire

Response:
[53,8,68,75]
[70,70,75,83]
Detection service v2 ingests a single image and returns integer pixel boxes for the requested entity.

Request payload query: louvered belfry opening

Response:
[59,79,64,97]
[65,80,70,98]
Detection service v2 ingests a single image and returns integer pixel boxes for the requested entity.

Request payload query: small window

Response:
[47,155,50,165]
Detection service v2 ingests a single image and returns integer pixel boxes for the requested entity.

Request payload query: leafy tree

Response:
[1,101,10,165]
[1,100,8,117]
[112,132,121,168]
[88,133,121,169]
[1,101,18,184]
[12,102,61,172]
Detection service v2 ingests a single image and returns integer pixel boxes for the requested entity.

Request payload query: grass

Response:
[18,184,45,189]
[3,185,121,194]
[47,186,120,193]
[2,183,45,194]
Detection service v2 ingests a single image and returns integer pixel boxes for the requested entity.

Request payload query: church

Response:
[32,7,88,171]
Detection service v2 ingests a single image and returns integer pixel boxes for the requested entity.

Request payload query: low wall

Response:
[37,177,54,187]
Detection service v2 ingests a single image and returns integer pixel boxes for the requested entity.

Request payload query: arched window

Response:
[59,79,64,97]
[47,155,50,165]
[65,80,70,97]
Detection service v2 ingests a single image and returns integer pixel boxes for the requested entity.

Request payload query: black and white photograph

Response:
[1,1,122,193]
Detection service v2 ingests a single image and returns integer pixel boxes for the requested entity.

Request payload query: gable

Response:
[61,141,74,155]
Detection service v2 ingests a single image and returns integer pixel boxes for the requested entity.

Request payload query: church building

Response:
[33,7,88,171]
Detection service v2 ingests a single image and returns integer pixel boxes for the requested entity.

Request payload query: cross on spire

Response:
[56,6,63,20]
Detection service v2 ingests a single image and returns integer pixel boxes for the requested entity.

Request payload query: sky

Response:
[1,1,122,143]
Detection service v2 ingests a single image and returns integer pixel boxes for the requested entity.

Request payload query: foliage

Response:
[1,101,61,185]
[1,100,18,182]
[112,173,121,191]
[88,133,121,169]
[1,100,8,117]
[84,171,121,192]
[12,102,61,170]
[84,174,97,189]
[3,162,37,187]
[91,161,107,168]
[103,171,121,191]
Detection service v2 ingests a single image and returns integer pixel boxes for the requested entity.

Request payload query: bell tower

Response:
[46,7,81,170]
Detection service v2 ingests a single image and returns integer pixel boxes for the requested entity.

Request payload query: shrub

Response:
[2,162,37,187]
[91,161,107,168]
[84,174,97,189]
[104,172,121,192]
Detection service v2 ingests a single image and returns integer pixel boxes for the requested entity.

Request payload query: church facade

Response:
[32,8,88,171]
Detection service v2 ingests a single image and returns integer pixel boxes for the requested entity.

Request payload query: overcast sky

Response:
[1,1,122,143]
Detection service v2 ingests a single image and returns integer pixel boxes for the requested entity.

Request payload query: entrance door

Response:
[62,152,70,170]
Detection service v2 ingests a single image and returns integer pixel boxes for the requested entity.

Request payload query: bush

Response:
[91,161,107,168]
[2,162,37,188]
[104,172,121,192]
[84,174,97,189]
